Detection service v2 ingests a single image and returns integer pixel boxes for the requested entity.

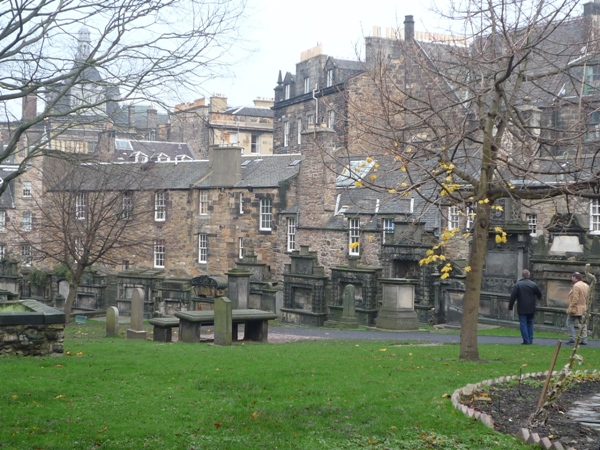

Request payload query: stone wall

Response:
[0,323,64,356]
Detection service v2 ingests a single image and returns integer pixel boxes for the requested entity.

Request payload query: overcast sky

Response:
[202,0,451,108]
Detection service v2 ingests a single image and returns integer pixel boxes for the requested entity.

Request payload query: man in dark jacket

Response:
[509,269,543,345]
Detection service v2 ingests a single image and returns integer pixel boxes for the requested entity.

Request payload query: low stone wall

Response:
[0,323,65,356]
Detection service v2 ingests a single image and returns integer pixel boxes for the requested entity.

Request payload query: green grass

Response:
[1,324,599,450]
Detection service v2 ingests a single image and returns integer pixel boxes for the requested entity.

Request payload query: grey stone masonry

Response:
[214,297,232,346]
[127,288,147,340]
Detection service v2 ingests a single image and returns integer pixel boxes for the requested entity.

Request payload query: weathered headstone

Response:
[127,288,147,340]
[340,284,359,327]
[106,306,119,337]
[214,297,232,346]
[324,284,359,328]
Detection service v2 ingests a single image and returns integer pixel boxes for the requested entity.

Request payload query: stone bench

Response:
[148,317,180,342]
[174,309,278,343]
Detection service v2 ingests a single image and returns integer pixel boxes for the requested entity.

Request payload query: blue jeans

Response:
[519,313,534,344]
[566,315,587,344]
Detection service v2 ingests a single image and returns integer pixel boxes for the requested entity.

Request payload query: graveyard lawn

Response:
[462,378,600,449]
[1,324,598,450]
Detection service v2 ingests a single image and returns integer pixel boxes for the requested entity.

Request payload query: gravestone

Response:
[376,278,419,330]
[106,306,119,337]
[214,297,232,346]
[226,269,251,309]
[324,284,359,328]
[127,288,147,340]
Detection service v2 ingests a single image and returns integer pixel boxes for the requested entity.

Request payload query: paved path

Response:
[269,325,599,347]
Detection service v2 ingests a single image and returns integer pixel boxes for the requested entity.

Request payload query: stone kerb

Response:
[451,369,599,450]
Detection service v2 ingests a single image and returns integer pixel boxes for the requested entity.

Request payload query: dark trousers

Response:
[519,313,534,344]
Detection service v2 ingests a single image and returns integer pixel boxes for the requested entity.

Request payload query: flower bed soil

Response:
[462,380,600,449]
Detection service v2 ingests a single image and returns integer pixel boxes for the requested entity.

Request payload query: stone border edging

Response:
[451,369,599,450]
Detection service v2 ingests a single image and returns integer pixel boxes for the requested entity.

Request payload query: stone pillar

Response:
[226,269,252,309]
[214,297,232,346]
[106,306,119,337]
[376,278,419,330]
[127,288,147,340]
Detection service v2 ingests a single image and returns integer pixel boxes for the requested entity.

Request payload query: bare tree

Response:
[23,156,156,319]
[330,0,600,360]
[0,0,245,191]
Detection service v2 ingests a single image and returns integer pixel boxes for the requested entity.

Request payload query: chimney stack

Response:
[404,15,415,41]
[22,93,37,121]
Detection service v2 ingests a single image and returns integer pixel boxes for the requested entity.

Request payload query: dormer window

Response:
[304,77,310,94]
[133,151,148,163]
[326,69,334,87]
[284,84,291,100]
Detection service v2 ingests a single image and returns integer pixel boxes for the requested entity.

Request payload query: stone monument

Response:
[127,288,147,340]
[376,278,419,330]
[324,284,359,328]
[214,297,232,346]
[106,306,119,337]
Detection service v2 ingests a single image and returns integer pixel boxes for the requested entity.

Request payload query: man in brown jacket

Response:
[566,272,589,345]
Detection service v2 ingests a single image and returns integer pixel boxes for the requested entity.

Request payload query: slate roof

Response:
[221,106,273,118]
[193,154,302,189]
[236,154,302,188]
[325,154,444,232]
[114,139,195,162]
[69,153,302,192]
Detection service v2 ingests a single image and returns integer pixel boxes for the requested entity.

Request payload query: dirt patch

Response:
[169,331,322,344]
[462,380,600,449]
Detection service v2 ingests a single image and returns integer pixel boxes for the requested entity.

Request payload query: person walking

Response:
[566,272,589,345]
[509,269,542,345]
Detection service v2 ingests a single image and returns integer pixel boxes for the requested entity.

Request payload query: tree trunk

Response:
[459,203,491,361]
[63,282,79,323]
[63,264,85,323]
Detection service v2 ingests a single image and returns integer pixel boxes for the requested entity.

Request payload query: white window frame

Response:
[154,191,166,221]
[526,213,538,236]
[22,181,32,198]
[591,199,600,234]
[154,239,165,268]
[22,211,32,231]
[75,192,86,220]
[238,237,244,260]
[239,192,244,215]
[122,191,133,220]
[21,243,32,267]
[327,110,335,128]
[382,218,394,244]
[326,69,334,87]
[287,217,296,252]
[199,191,208,216]
[283,121,289,147]
[349,218,360,256]
[260,198,272,231]
[304,77,310,94]
[466,206,475,229]
[297,118,302,145]
[0,210,6,231]
[251,134,260,153]
[447,206,460,230]
[284,84,290,100]
[198,234,208,264]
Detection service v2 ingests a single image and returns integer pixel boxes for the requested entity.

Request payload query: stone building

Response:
[169,95,274,158]
[272,43,363,154]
